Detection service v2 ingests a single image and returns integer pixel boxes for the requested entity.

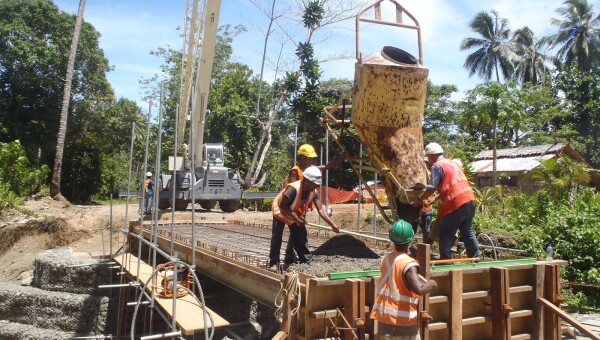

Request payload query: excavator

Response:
[158,0,243,213]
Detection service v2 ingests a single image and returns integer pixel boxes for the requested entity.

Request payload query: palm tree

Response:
[50,0,86,200]
[545,0,600,72]
[460,10,516,82]
[512,26,553,85]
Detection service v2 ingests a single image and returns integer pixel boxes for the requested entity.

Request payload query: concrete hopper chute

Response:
[323,0,429,224]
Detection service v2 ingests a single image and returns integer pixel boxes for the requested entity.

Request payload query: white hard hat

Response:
[453,158,463,168]
[424,143,443,155]
[303,166,322,186]
[146,172,152,177]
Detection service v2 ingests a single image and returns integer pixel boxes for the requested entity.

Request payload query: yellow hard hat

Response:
[298,144,318,158]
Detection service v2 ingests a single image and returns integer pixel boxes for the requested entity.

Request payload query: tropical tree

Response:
[243,0,365,189]
[0,0,121,202]
[461,82,510,186]
[553,66,600,167]
[50,0,86,201]
[460,10,516,82]
[511,26,553,85]
[545,0,600,72]
[527,155,591,205]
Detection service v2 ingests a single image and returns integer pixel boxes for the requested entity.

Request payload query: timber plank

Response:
[113,253,229,335]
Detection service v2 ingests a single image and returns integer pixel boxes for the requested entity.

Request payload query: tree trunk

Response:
[50,0,86,201]
[492,118,498,187]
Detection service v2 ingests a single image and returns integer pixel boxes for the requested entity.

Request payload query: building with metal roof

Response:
[469,143,597,191]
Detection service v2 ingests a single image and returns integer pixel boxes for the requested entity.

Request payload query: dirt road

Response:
[0,196,376,281]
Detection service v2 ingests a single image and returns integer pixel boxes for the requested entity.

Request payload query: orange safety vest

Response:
[371,252,420,326]
[435,158,474,216]
[291,165,304,181]
[283,165,303,187]
[272,181,316,225]
[421,198,433,213]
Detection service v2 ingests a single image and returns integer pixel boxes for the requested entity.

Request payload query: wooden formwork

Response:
[284,244,566,340]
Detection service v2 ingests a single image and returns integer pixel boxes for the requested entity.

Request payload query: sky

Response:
[52,0,596,107]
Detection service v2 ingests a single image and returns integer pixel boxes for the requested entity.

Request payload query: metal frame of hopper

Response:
[321,0,425,225]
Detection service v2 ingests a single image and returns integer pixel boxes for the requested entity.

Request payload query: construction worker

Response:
[417,194,437,244]
[269,166,340,272]
[413,143,480,260]
[371,220,437,339]
[288,143,345,183]
[144,172,155,215]
[279,143,345,264]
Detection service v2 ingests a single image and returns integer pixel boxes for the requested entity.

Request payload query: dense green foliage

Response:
[0,140,49,208]
[473,188,600,306]
[0,0,146,202]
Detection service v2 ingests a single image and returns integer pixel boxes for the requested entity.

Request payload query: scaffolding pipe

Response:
[68,261,115,268]
[190,84,197,270]
[99,282,140,289]
[139,331,182,340]
[171,104,179,255]
[149,84,165,330]
[136,99,153,284]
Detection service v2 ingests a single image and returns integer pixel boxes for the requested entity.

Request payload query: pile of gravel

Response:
[289,235,382,277]
[312,234,380,259]
[289,255,381,278]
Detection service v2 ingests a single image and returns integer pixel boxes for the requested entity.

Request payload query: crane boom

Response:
[160,0,241,214]
[191,0,221,166]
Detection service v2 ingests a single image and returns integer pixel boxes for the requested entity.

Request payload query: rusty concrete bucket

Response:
[352,0,428,204]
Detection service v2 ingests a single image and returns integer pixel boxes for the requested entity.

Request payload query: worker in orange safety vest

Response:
[268,165,340,272]
[371,219,437,339]
[287,143,345,184]
[412,143,480,260]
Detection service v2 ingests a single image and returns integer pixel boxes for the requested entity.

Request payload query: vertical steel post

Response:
[319,146,323,225]
[326,129,330,214]
[109,192,113,256]
[373,173,377,237]
[171,105,180,255]
[136,100,152,285]
[357,144,362,232]
[190,85,197,270]
[294,125,298,163]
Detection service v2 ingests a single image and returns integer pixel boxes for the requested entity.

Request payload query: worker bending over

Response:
[413,143,480,260]
[278,143,346,265]
[269,166,340,272]
[371,220,437,339]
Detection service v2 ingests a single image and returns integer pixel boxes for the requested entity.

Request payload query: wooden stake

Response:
[491,267,510,340]
[417,243,431,340]
[544,264,561,340]
[449,270,463,339]
[533,263,545,339]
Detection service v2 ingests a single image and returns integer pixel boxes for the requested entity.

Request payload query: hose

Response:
[130,260,214,339]
[477,233,498,260]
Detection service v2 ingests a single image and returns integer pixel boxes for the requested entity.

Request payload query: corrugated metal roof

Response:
[474,143,566,160]
[470,154,555,173]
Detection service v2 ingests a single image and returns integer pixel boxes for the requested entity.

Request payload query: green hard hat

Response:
[389,219,414,244]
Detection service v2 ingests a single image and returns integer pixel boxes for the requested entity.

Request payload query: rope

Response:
[274,271,302,321]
